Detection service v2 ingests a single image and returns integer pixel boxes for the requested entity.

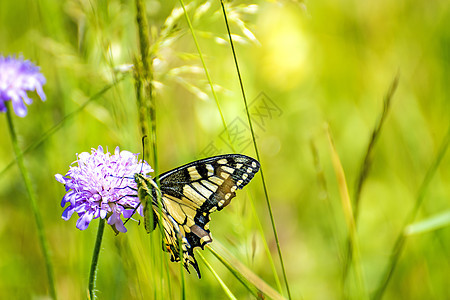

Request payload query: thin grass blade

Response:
[326,125,367,299]
[343,74,399,283]
[197,250,237,300]
[207,244,286,300]
[405,210,450,235]
[373,123,450,300]
[219,1,292,298]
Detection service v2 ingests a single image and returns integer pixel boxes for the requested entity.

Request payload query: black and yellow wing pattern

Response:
[134,154,260,278]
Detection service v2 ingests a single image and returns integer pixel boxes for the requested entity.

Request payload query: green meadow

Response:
[1,0,449,299]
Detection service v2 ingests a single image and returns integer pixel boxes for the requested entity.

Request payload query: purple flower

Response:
[0,55,46,117]
[55,146,153,233]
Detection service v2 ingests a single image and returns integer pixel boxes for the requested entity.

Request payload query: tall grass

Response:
[342,75,399,290]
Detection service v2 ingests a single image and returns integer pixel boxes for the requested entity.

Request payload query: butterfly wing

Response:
[156,154,260,277]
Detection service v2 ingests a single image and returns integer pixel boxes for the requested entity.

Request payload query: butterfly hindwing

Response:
[136,154,260,278]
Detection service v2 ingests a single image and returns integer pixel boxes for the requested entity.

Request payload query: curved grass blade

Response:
[310,140,344,261]
[326,125,367,299]
[405,210,450,235]
[373,123,450,300]
[247,190,283,294]
[219,1,291,298]
[197,250,237,300]
[343,74,399,283]
[353,74,399,221]
[207,244,286,300]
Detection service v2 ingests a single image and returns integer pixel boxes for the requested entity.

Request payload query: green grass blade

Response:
[343,74,399,283]
[219,1,292,298]
[353,74,399,221]
[373,123,450,300]
[196,250,238,300]
[405,210,450,235]
[247,191,283,294]
[310,140,344,261]
[326,126,367,299]
[207,244,286,300]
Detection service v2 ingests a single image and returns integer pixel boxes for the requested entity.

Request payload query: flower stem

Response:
[5,102,57,300]
[88,218,106,300]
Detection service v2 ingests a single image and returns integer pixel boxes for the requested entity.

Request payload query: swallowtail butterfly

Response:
[134,154,260,278]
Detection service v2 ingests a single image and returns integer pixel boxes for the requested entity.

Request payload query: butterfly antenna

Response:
[140,135,147,174]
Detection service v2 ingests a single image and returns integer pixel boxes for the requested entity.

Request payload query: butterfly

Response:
[133,154,260,278]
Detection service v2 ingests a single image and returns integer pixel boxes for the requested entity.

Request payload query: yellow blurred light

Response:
[258,7,308,90]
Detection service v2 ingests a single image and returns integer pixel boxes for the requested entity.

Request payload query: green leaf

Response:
[405,211,450,235]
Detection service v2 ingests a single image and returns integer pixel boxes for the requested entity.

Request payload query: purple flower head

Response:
[55,146,153,233]
[0,55,46,117]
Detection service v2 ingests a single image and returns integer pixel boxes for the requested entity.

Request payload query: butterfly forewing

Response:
[136,154,260,278]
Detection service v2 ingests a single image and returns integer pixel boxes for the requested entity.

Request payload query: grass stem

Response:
[326,126,367,299]
[343,75,399,284]
[5,102,57,300]
[135,0,174,295]
[207,244,285,300]
[353,74,399,222]
[219,1,292,298]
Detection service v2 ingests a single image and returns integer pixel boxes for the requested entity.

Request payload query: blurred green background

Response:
[1,0,450,299]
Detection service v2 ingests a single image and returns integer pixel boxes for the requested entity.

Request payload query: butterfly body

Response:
[134,173,159,232]
[134,154,260,278]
